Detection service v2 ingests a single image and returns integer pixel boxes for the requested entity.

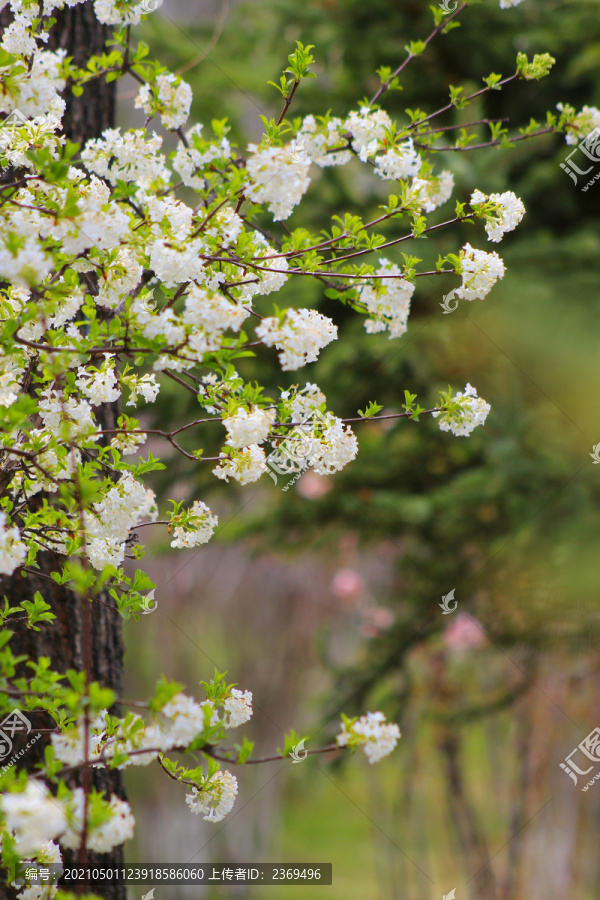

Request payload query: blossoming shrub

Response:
[0,0,585,892]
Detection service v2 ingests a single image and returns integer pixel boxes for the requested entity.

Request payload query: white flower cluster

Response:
[224,689,253,728]
[223,406,274,448]
[181,285,249,359]
[499,0,525,7]
[0,780,134,855]
[245,144,311,220]
[296,110,453,212]
[51,687,250,772]
[0,510,27,575]
[0,115,63,172]
[558,103,600,146]
[0,781,65,856]
[203,207,243,248]
[50,711,108,767]
[455,243,506,301]
[401,172,454,214]
[374,139,421,181]
[125,373,159,407]
[470,189,526,242]
[419,171,454,212]
[344,106,392,162]
[0,49,67,120]
[266,384,359,479]
[360,258,415,338]
[84,472,158,570]
[38,389,96,438]
[75,359,121,406]
[212,443,268,485]
[309,417,359,475]
[1,14,39,57]
[81,129,168,189]
[336,712,401,764]
[295,115,351,167]
[173,123,232,190]
[17,840,62,900]
[135,74,192,131]
[148,693,210,749]
[256,308,338,370]
[93,0,159,26]
[186,769,238,823]
[239,238,289,300]
[96,248,143,309]
[433,383,491,437]
[170,500,218,549]
[61,790,135,852]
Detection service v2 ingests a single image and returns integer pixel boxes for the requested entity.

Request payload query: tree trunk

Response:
[0,6,123,899]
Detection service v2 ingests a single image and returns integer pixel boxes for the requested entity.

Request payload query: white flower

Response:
[172,123,231,190]
[181,285,249,348]
[203,207,244,248]
[0,114,62,173]
[343,106,392,162]
[212,444,268,485]
[336,712,400,764]
[186,770,238,823]
[454,243,506,301]
[0,235,52,287]
[224,689,252,728]
[97,248,142,309]
[84,472,157,570]
[156,693,207,748]
[223,407,273,448]
[0,510,27,575]
[499,0,525,8]
[0,367,21,408]
[245,144,311,221]
[110,431,147,456]
[148,239,206,288]
[0,50,67,120]
[132,302,185,345]
[288,382,327,423]
[50,711,108,767]
[360,258,415,338]
[423,170,454,210]
[61,790,134,852]
[2,15,38,56]
[1,781,66,856]
[38,389,96,438]
[170,501,218,549]
[295,115,351,167]
[308,417,358,475]
[93,0,155,26]
[17,840,62,900]
[125,373,159,407]
[256,308,337,371]
[470,189,525,242]
[432,383,491,437]
[135,74,192,131]
[75,360,120,406]
[374,140,421,180]
[559,104,600,145]
[81,129,168,189]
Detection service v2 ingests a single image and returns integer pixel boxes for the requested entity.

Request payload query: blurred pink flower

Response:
[443,612,487,651]
[296,470,332,499]
[360,606,395,638]
[331,567,366,602]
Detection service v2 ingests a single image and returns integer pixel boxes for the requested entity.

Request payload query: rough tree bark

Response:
[0,6,125,899]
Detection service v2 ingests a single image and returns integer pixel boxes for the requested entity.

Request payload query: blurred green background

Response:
[119,1,600,897]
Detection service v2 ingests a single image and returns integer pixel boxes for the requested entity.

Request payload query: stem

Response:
[368,3,468,107]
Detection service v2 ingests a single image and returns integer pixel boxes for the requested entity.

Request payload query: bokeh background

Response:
[119,1,600,897]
